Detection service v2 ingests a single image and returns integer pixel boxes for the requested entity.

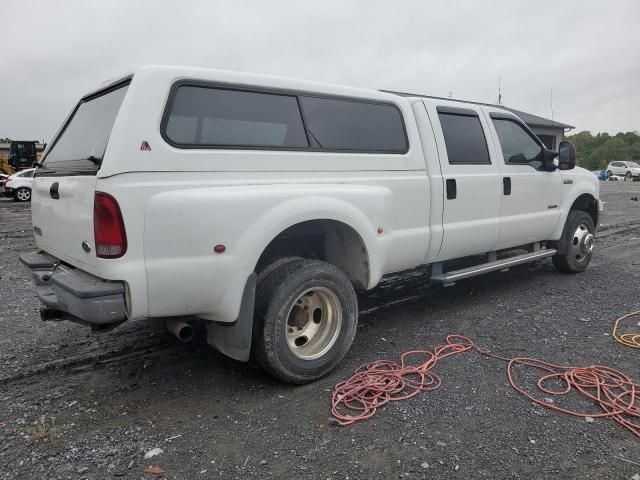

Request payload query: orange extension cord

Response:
[613,311,640,349]
[331,334,640,438]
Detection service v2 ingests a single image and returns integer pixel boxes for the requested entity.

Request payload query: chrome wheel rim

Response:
[570,223,594,263]
[16,189,30,201]
[285,287,342,360]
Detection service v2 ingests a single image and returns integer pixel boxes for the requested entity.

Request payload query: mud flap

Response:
[205,273,256,362]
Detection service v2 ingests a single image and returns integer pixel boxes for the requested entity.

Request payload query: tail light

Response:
[93,192,127,258]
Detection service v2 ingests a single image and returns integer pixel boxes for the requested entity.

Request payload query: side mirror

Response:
[558,141,576,170]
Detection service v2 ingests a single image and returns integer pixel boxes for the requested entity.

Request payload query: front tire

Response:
[552,210,595,273]
[14,187,31,202]
[626,171,633,180]
[253,259,358,384]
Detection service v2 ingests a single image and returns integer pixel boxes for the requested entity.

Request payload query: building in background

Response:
[382,90,574,150]
[499,107,574,150]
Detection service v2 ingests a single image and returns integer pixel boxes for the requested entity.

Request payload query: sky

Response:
[1,0,639,141]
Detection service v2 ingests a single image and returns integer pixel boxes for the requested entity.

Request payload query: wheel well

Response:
[570,194,598,227]
[255,220,370,290]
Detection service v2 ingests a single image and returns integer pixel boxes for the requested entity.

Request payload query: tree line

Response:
[567,131,640,171]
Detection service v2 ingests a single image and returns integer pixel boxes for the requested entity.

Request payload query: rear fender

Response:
[143,184,391,322]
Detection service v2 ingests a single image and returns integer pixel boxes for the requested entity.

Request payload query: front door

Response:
[425,102,502,261]
[483,109,562,250]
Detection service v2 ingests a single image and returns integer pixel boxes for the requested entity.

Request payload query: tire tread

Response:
[252,259,357,384]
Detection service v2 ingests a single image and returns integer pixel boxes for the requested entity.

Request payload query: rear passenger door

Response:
[484,109,562,249]
[426,103,502,261]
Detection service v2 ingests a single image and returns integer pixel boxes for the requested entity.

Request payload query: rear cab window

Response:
[162,82,408,153]
[437,106,490,165]
[39,79,130,176]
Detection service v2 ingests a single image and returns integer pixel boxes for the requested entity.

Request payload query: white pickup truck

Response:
[21,65,601,383]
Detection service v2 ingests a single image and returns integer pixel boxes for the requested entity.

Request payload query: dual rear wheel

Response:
[252,258,358,384]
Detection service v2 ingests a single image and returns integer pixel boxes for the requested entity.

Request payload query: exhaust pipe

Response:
[40,307,64,322]
[165,318,195,342]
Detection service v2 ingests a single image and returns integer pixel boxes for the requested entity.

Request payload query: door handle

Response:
[49,182,60,199]
[503,177,511,196]
[446,179,457,199]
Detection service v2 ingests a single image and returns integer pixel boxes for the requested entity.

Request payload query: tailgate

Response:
[32,176,98,270]
[31,79,130,272]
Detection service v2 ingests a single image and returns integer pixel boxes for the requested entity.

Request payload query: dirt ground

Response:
[1,181,639,480]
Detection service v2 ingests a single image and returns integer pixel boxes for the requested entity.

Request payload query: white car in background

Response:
[2,168,36,202]
[606,161,640,180]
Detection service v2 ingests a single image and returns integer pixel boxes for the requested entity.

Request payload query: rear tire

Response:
[552,210,595,273]
[14,187,31,202]
[606,170,612,178]
[252,259,358,384]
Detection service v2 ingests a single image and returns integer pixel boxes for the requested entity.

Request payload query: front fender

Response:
[550,172,600,240]
[144,183,392,322]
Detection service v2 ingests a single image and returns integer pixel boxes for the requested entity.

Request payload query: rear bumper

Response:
[19,251,127,325]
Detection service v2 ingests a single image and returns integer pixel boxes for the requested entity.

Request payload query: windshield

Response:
[42,81,129,171]
[627,161,640,168]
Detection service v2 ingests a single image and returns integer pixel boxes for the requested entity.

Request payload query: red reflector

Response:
[94,192,127,258]
[214,244,226,254]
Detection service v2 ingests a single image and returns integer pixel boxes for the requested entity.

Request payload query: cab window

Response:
[492,118,544,169]
[437,108,490,165]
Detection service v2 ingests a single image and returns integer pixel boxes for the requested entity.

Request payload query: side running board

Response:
[430,249,557,285]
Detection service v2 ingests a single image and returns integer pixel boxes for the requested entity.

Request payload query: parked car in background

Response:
[606,161,640,180]
[591,170,609,181]
[0,173,9,193]
[2,168,35,202]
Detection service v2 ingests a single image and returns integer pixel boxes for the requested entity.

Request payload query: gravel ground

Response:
[1,181,639,480]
